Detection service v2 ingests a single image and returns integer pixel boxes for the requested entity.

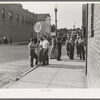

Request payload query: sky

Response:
[21,2,82,29]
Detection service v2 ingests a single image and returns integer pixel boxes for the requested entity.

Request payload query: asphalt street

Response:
[0,45,28,64]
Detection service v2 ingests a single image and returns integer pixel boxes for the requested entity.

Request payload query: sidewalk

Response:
[3,55,87,88]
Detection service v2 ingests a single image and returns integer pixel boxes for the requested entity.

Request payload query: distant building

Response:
[0,4,37,43]
[82,4,100,88]
[35,14,51,38]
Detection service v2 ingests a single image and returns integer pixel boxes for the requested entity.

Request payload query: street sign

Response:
[34,22,41,33]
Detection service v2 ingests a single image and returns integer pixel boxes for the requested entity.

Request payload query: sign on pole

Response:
[34,22,41,33]
[34,22,41,57]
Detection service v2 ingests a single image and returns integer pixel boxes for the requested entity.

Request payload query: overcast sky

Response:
[21,2,82,29]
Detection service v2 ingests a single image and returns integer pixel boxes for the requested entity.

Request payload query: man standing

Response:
[75,36,80,56]
[78,37,85,60]
[65,38,70,57]
[28,38,38,67]
[69,37,75,60]
[39,37,44,65]
[42,36,49,66]
[56,33,62,61]
[50,36,57,59]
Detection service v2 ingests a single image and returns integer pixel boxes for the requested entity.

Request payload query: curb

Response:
[2,65,39,88]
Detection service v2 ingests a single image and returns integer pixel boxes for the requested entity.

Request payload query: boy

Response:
[28,38,38,67]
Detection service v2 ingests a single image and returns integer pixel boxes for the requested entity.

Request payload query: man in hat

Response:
[56,33,62,61]
[69,36,75,60]
[28,38,38,67]
[42,36,49,66]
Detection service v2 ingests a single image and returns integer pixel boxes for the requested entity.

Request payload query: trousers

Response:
[29,50,38,67]
[39,48,43,63]
[42,48,49,65]
[57,43,62,60]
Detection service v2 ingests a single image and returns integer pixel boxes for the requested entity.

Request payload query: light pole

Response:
[54,4,58,37]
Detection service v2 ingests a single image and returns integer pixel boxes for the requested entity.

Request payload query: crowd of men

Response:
[28,34,86,68]
[65,36,86,60]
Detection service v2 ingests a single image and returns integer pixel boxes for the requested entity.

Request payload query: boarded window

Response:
[2,9,5,18]
[8,11,13,20]
[16,14,19,22]
[22,15,24,23]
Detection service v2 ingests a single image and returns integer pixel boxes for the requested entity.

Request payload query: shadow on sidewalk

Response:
[59,58,86,62]
[39,63,85,70]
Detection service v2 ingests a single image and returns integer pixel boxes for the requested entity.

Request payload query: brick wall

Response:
[87,4,100,88]
[0,4,36,43]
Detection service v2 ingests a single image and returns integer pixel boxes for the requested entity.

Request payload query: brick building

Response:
[82,4,100,88]
[0,4,37,43]
[35,14,51,38]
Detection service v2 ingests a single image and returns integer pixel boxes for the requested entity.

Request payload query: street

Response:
[0,45,29,88]
[0,44,67,64]
[0,45,28,64]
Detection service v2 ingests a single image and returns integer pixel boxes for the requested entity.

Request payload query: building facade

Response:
[82,4,88,39]
[83,4,100,88]
[0,4,51,43]
[35,14,51,38]
[0,4,37,43]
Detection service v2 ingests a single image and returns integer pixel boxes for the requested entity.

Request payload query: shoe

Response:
[31,65,33,68]
[42,64,45,66]
[30,64,33,67]
[35,63,38,65]
[46,62,49,65]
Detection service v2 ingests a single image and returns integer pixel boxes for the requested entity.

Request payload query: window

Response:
[2,9,5,18]
[8,11,13,20]
[32,20,33,25]
[28,18,29,24]
[16,14,19,22]
[29,19,31,25]
[32,20,34,25]
[26,17,27,24]
[22,15,24,23]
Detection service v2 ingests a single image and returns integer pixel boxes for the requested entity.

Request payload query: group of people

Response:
[65,36,86,60]
[28,36,49,67]
[28,34,86,68]
[0,36,12,44]
[28,34,63,68]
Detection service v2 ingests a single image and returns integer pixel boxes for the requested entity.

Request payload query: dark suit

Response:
[56,36,62,60]
[69,40,75,60]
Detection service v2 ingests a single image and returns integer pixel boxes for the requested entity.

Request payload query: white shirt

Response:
[39,41,43,47]
[42,39,49,49]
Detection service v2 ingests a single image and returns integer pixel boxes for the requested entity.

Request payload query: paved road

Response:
[0,45,28,64]
[0,44,67,64]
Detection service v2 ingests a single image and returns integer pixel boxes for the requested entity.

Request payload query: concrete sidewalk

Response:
[3,55,87,88]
